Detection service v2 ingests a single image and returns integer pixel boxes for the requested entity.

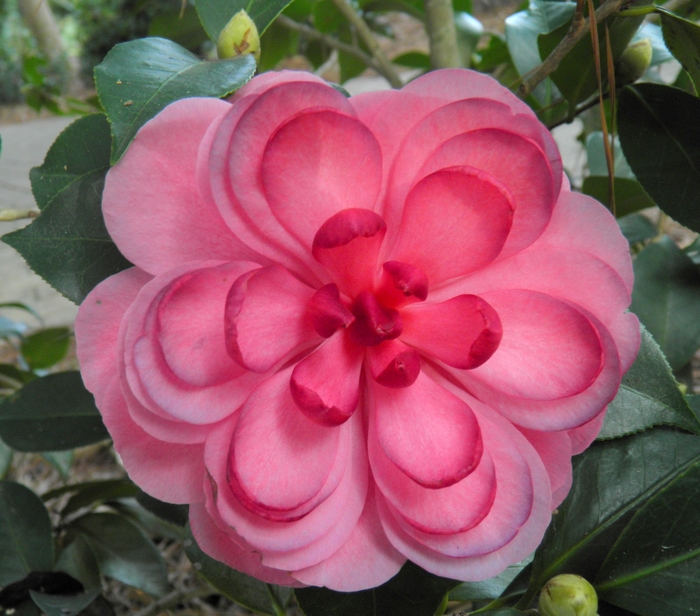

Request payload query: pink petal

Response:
[290,334,364,426]
[518,427,573,509]
[103,98,259,274]
[401,294,502,369]
[391,167,513,283]
[262,112,383,249]
[101,380,205,503]
[367,340,421,388]
[376,261,429,307]
[225,265,319,373]
[293,489,405,591]
[76,267,152,406]
[308,284,354,338]
[371,371,483,489]
[568,410,607,455]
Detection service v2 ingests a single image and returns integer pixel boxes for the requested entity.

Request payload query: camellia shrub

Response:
[3,0,700,613]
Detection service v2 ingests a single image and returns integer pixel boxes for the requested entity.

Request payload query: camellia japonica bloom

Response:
[76,69,640,591]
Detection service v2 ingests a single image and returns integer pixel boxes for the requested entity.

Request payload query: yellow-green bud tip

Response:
[538,574,599,616]
[615,38,653,86]
[217,9,261,63]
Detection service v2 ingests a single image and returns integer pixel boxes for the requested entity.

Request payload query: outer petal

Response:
[103,98,259,274]
[518,427,573,509]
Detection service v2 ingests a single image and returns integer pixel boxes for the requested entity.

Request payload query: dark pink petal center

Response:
[348,291,403,347]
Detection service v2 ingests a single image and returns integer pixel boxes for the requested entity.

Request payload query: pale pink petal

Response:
[225,265,320,373]
[103,98,259,274]
[76,267,152,406]
[229,69,327,101]
[102,380,205,503]
[401,294,502,369]
[518,427,573,509]
[568,410,607,454]
[372,371,483,489]
[290,334,364,426]
[293,490,405,591]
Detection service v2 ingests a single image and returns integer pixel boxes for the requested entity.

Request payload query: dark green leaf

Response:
[295,561,458,616]
[528,428,700,599]
[312,0,344,32]
[55,534,102,590]
[617,213,658,245]
[94,38,256,162]
[71,513,168,597]
[148,6,209,50]
[582,176,656,217]
[0,481,53,585]
[659,8,700,93]
[29,589,101,616]
[0,364,37,391]
[29,115,111,211]
[258,20,298,71]
[0,371,109,451]
[474,610,531,615]
[20,327,71,370]
[108,498,185,541]
[2,170,132,304]
[184,524,290,615]
[599,325,700,438]
[196,0,293,42]
[363,0,423,18]
[596,455,700,614]
[136,490,189,527]
[8,601,41,616]
[0,438,12,479]
[392,51,430,68]
[449,558,532,601]
[631,236,700,370]
[618,83,700,233]
[62,480,140,516]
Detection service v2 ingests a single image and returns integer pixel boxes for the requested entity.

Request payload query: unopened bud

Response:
[615,38,652,86]
[538,574,598,616]
[217,10,261,62]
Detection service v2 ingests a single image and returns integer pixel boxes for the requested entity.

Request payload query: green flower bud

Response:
[615,38,652,86]
[538,574,598,616]
[217,9,261,62]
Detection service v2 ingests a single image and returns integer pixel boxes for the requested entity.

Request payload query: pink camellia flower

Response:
[75,69,640,591]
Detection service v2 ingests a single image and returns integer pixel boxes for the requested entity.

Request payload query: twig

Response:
[424,0,461,68]
[518,0,635,99]
[276,14,399,85]
[0,209,39,221]
[327,0,403,87]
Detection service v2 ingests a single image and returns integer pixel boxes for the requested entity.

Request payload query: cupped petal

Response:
[102,380,205,503]
[372,371,483,489]
[367,339,421,388]
[225,264,320,373]
[290,334,364,426]
[103,98,259,274]
[390,167,513,283]
[518,427,573,509]
[76,267,152,406]
[293,489,405,591]
[262,111,383,249]
[308,284,354,338]
[401,294,502,369]
[376,261,429,307]
[229,370,346,518]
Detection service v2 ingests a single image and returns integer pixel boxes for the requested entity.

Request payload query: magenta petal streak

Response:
[76,69,639,591]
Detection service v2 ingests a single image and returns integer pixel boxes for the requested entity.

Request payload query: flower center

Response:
[347,291,403,346]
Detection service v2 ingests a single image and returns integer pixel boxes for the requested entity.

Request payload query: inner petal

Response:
[368,340,421,388]
[347,291,403,347]
[376,261,429,308]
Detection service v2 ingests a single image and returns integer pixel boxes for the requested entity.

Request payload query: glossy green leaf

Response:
[184,524,290,615]
[109,498,185,541]
[196,0,293,42]
[582,176,656,216]
[136,490,189,527]
[71,513,168,597]
[29,114,111,211]
[449,558,532,602]
[599,325,700,438]
[659,8,700,93]
[392,51,431,68]
[631,236,700,370]
[596,456,700,614]
[2,169,132,304]
[148,6,209,50]
[617,213,658,245]
[618,83,700,233]
[94,38,256,162]
[0,371,109,451]
[0,481,53,585]
[586,132,635,179]
[20,327,71,370]
[295,561,458,616]
[55,534,102,590]
[62,479,140,516]
[0,437,12,479]
[41,451,74,479]
[0,364,36,391]
[29,589,101,616]
[527,428,700,601]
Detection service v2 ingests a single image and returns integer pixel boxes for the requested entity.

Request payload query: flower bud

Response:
[538,574,599,616]
[217,9,261,62]
[615,38,652,86]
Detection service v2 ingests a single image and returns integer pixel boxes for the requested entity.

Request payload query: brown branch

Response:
[517,0,635,99]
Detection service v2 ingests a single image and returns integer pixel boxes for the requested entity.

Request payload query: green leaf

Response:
[582,176,656,217]
[630,236,700,370]
[599,325,700,439]
[0,371,109,451]
[20,327,71,370]
[0,302,42,322]
[294,561,459,616]
[258,20,298,72]
[71,513,169,597]
[135,490,189,527]
[527,428,700,600]
[148,6,209,51]
[55,534,102,590]
[617,213,658,245]
[184,524,290,615]
[41,451,74,479]
[0,364,37,391]
[0,437,12,479]
[2,170,132,305]
[196,0,294,41]
[595,456,700,614]
[29,114,111,211]
[0,481,53,585]
[94,38,256,163]
[392,51,431,68]
[618,83,700,233]
[449,558,532,602]
[61,479,140,516]
[659,8,700,94]
[29,589,101,616]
